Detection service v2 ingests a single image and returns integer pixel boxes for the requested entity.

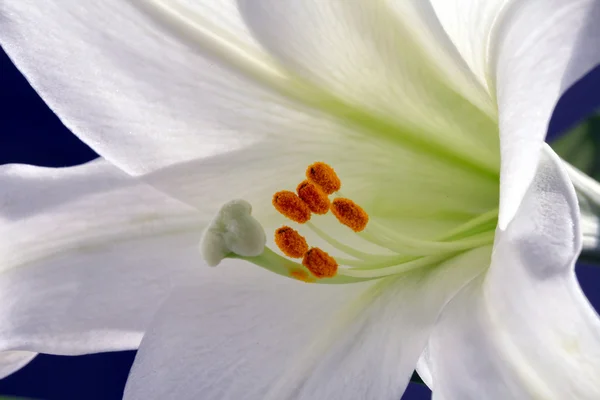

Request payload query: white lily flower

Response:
[1,0,600,399]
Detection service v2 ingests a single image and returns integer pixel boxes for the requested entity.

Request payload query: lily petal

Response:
[488,0,600,227]
[428,0,510,88]
[0,351,37,379]
[0,0,317,174]
[237,0,500,172]
[123,247,491,400]
[425,146,600,399]
[0,159,203,377]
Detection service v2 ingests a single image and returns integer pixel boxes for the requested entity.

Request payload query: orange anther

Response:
[306,162,341,195]
[297,180,330,215]
[274,226,309,258]
[290,269,314,283]
[272,191,311,223]
[331,198,369,232]
[302,247,338,278]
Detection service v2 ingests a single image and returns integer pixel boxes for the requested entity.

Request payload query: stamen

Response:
[339,253,451,278]
[232,247,366,284]
[306,221,390,261]
[297,180,330,214]
[306,162,341,195]
[331,198,369,232]
[272,190,312,223]
[337,245,493,279]
[207,155,498,286]
[439,208,499,240]
[359,223,495,256]
[274,226,309,258]
[302,247,338,278]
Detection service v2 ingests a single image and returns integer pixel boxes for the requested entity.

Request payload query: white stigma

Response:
[200,199,266,267]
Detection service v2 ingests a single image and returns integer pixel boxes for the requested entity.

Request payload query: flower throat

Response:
[201,162,498,284]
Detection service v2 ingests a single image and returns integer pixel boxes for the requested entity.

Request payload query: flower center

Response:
[201,162,498,284]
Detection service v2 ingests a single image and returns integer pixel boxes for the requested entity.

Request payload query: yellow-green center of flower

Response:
[200,162,498,284]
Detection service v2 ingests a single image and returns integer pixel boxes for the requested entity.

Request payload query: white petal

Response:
[428,0,510,89]
[123,247,490,400]
[489,0,600,227]
[426,146,600,399]
[0,351,37,379]
[237,0,500,173]
[0,0,319,174]
[0,159,204,377]
[415,346,434,389]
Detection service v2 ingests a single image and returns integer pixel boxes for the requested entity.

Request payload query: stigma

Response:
[200,199,266,267]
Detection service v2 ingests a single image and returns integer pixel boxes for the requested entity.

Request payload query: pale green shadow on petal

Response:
[135,0,501,182]
[235,0,501,170]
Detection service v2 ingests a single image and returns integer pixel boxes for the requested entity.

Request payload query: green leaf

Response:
[551,112,600,181]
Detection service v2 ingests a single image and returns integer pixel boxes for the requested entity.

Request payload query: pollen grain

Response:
[306,162,341,195]
[275,226,309,258]
[331,198,369,232]
[302,247,338,278]
[297,180,330,215]
[290,269,315,283]
[272,191,311,223]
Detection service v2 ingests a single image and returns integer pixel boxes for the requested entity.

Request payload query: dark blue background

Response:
[1,45,599,399]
